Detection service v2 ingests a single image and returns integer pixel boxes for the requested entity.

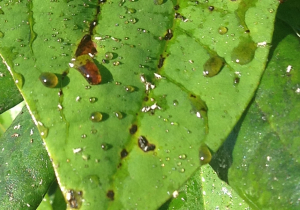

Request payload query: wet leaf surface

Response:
[0,106,55,209]
[0,0,279,209]
[0,62,23,114]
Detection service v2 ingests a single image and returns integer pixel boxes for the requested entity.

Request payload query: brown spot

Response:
[164,29,173,40]
[158,55,165,68]
[138,136,156,152]
[208,6,214,11]
[190,94,196,98]
[106,190,114,200]
[174,5,179,10]
[120,149,128,158]
[129,124,138,135]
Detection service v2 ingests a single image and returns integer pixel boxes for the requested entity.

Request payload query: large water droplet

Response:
[89,97,97,103]
[90,112,103,122]
[218,26,228,35]
[199,144,212,165]
[231,36,257,65]
[105,52,113,60]
[39,72,58,88]
[203,55,225,77]
[14,72,24,88]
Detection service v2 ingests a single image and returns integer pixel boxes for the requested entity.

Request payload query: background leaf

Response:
[211,9,300,210]
[0,106,55,209]
[0,0,279,209]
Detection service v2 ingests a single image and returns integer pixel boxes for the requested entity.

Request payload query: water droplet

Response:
[90,112,103,122]
[199,144,212,165]
[113,61,120,66]
[0,31,4,38]
[231,36,257,65]
[66,190,82,209]
[14,72,24,88]
[126,8,136,14]
[203,55,225,77]
[120,149,128,158]
[173,100,179,106]
[105,52,113,60]
[208,6,214,11]
[101,143,109,150]
[129,124,138,134]
[124,85,135,92]
[37,123,49,138]
[91,129,97,134]
[85,85,91,89]
[179,154,187,159]
[114,111,123,119]
[179,168,185,173]
[39,72,58,88]
[89,97,97,103]
[82,154,90,160]
[153,0,163,5]
[106,190,114,200]
[138,136,156,152]
[81,134,87,138]
[218,26,228,35]
[0,9,4,15]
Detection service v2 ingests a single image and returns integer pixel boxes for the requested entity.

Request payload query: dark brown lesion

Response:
[75,34,97,57]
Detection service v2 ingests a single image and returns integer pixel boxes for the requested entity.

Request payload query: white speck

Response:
[39,179,43,185]
[203,191,206,195]
[235,59,240,63]
[296,88,300,93]
[38,121,43,126]
[154,73,162,79]
[257,41,267,47]
[201,177,205,182]
[203,71,208,76]
[286,65,292,73]
[0,72,4,77]
[68,62,74,68]
[26,204,30,207]
[11,133,20,137]
[140,74,146,83]
[172,190,179,198]
[88,53,94,58]
[196,112,201,118]
[267,156,271,161]
[76,96,81,102]
[95,36,104,40]
[58,104,63,110]
[189,60,194,63]
[30,129,34,136]
[73,148,82,153]
[66,191,72,200]
[13,124,21,130]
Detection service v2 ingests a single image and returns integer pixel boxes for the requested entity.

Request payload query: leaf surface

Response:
[0,0,279,209]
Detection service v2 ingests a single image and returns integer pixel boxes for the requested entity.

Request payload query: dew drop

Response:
[231,36,257,65]
[124,85,135,92]
[203,55,225,77]
[91,128,97,134]
[173,100,179,106]
[101,143,109,150]
[179,168,185,173]
[199,144,212,165]
[114,111,123,119]
[126,8,136,14]
[208,6,214,11]
[0,31,4,38]
[218,26,228,35]
[179,154,187,159]
[38,124,49,138]
[81,134,87,138]
[14,72,24,89]
[105,52,113,60]
[39,72,58,88]
[90,112,103,122]
[89,97,97,103]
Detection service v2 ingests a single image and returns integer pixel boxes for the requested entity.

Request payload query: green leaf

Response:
[227,17,300,209]
[0,106,55,209]
[0,61,23,114]
[0,0,279,209]
[159,165,251,210]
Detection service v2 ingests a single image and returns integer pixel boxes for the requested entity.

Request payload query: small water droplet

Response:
[113,61,120,66]
[203,55,225,77]
[114,111,123,119]
[39,72,58,88]
[81,134,87,138]
[179,154,187,159]
[173,100,179,106]
[91,128,97,134]
[90,112,103,122]
[37,123,49,138]
[231,36,257,65]
[89,97,97,103]
[101,143,109,150]
[124,85,135,92]
[85,85,91,89]
[218,26,228,35]
[105,52,113,60]
[0,31,4,38]
[14,72,24,88]
[208,6,214,11]
[199,144,212,165]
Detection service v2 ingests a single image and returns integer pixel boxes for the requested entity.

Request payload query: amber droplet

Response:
[75,34,97,57]
[90,112,103,122]
[39,72,58,88]
[199,144,212,165]
[75,55,102,85]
